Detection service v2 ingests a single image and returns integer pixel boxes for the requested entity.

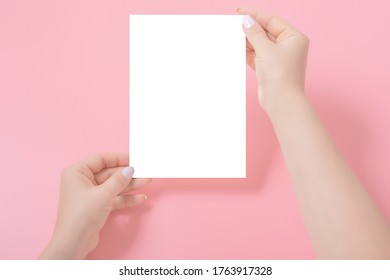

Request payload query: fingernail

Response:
[143,194,147,200]
[122,166,134,179]
[242,15,255,29]
[236,8,240,12]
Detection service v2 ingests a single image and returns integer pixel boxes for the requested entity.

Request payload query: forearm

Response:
[268,91,390,259]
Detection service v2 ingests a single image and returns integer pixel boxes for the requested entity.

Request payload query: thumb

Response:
[242,15,268,53]
[102,166,134,195]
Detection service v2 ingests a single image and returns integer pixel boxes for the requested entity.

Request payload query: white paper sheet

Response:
[129,15,246,178]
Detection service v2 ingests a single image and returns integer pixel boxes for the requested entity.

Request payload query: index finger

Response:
[77,152,129,174]
[237,7,298,42]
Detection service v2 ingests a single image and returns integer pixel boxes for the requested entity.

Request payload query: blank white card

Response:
[129,15,246,178]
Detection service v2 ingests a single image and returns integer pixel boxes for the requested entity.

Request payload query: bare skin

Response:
[39,8,390,259]
[39,153,150,259]
[238,7,390,259]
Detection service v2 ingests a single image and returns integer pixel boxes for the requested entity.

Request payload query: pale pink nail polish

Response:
[122,166,134,179]
[242,15,255,29]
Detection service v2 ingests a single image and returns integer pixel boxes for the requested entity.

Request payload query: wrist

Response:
[262,88,307,120]
[39,229,92,259]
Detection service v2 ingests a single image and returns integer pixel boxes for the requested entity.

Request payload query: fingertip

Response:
[242,15,255,29]
[133,194,147,206]
[137,194,147,202]
[121,166,135,179]
[113,194,147,210]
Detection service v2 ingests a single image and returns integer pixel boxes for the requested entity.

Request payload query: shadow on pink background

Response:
[0,0,389,259]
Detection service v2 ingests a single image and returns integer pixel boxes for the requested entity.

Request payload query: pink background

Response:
[1,0,390,259]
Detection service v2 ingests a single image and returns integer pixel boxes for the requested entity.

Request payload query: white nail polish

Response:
[122,166,134,179]
[242,15,255,29]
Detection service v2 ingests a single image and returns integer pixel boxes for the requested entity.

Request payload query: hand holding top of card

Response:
[237,7,310,111]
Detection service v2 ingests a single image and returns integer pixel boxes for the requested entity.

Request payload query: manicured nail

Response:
[242,15,255,29]
[122,166,134,179]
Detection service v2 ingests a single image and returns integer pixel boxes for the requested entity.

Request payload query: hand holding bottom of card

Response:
[38,153,151,259]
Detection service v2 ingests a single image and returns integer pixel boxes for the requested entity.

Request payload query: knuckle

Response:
[249,24,263,36]
[111,173,125,188]
[300,33,310,45]
[61,165,74,179]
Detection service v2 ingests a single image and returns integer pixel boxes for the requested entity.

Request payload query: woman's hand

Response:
[238,8,390,259]
[237,7,309,114]
[39,153,151,259]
